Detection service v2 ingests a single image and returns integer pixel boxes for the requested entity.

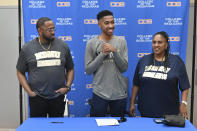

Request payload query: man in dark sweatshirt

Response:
[17,17,74,117]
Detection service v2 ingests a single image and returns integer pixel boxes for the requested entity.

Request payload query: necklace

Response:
[38,38,51,51]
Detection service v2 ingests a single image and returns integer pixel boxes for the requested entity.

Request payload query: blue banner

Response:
[22,0,189,117]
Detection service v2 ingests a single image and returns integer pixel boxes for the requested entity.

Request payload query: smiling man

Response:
[16,17,74,117]
[85,10,128,117]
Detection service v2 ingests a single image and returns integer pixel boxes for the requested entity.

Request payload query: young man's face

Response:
[98,15,115,36]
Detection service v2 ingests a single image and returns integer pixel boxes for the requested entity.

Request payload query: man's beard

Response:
[43,34,55,43]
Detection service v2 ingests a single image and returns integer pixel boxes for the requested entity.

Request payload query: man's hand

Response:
[180,103,188,119]
[55,88,69,95]
[29,91,36,97]
[129,104,136,117]
[102,43,117,55]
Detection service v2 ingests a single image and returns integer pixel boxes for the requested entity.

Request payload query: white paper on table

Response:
[95,119,119,126]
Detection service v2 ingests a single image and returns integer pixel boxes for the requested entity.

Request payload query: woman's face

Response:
[152,34,168,57]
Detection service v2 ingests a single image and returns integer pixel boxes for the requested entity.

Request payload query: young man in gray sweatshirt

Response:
[85,10,128,117]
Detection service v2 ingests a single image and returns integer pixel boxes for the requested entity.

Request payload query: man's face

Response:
[98,15,115,36]
[39,20,55,41]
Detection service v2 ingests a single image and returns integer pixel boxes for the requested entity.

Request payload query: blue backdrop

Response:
[22,0,189,117]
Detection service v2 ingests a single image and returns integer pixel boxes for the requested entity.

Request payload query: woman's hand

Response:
[179,103,188,119]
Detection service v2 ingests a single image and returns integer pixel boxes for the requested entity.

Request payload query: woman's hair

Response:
[151,31,170,72]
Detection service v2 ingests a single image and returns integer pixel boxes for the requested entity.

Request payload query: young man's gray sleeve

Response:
[113,38,128,73]
[85,40,105,75]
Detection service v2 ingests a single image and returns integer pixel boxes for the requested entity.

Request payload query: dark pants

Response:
[29,95,65,117]
[90,93,127,117]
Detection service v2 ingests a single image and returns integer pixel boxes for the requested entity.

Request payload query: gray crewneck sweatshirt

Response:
[85,35,128,100]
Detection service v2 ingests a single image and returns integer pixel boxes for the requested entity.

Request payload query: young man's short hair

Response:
[97,10,113,21]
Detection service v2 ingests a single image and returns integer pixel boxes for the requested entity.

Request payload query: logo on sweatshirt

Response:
[143,65,171,80]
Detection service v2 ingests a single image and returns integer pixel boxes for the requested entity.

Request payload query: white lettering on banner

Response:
[171,52,180,55]
[37,59,61,67]
[83,35,97,42]
[164,18,183,26]
[70,83,75,91]
[114,18,127,25]
[81,0,99,8]
[85,102,89,105]
[34,51,61,60]
[136,34,152,42]
[30,34,38,40]
[137,53,151,58]
[85,98,90,105]
[69,51,75,59]
[56,18,73,26]
[69,114,75,117]
[29,0,46,8]
[137,0,154,8]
